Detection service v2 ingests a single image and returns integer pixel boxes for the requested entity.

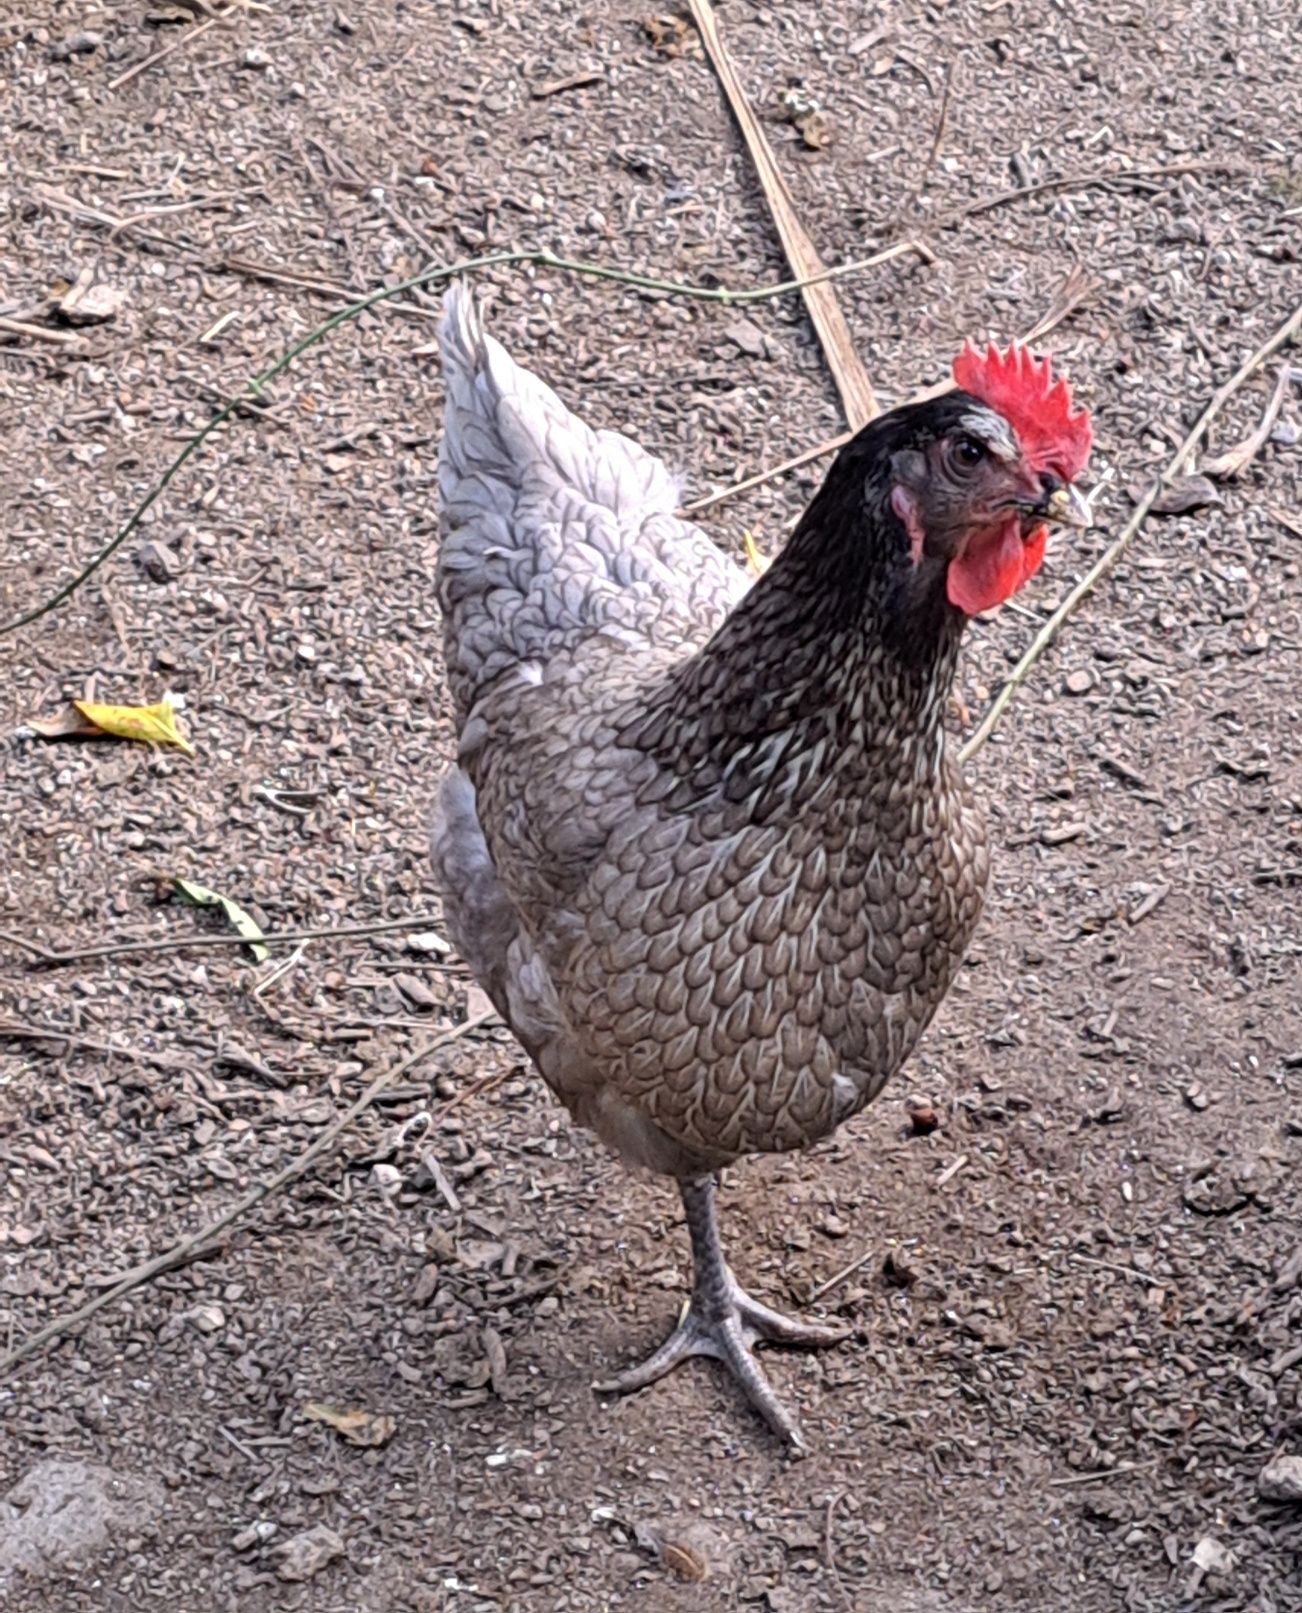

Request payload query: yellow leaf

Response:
[72,698,195,756]
[741,529,771,578]
[303,1402,398,1448]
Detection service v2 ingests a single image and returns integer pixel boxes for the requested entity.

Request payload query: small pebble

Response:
[274,1524,345,1582]
[232,1521,278,1552]
[907,1100,940,1135]
[50,31,101,59]
[1258,1454,1302,1502]
[186,1303,225,1335]
[371,1163,402,1197]
[138,540,180,582]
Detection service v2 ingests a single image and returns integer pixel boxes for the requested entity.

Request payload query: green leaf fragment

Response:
[170,877,269,962]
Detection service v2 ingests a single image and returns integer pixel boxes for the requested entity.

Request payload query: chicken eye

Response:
[951,435,984,471]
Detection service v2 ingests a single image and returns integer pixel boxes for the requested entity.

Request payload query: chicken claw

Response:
[593,1176,848,1453]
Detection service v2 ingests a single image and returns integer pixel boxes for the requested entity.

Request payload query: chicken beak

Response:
[1041,483,1091,530]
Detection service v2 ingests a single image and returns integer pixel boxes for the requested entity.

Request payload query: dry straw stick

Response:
[0,1013,497,1376]
[687,0,881,428]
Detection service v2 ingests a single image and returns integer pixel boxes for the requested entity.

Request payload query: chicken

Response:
[431,288,1092,1449]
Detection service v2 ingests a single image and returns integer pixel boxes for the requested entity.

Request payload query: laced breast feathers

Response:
[509,662,993,1162]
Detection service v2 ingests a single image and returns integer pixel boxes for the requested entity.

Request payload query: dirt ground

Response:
[1,1,1300,1609]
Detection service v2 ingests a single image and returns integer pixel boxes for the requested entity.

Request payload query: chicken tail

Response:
[435,283,745,718]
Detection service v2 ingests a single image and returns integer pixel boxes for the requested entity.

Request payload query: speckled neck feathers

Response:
[622,426,965,818]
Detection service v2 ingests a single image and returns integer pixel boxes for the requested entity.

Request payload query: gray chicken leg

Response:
[593,1176,847,1452]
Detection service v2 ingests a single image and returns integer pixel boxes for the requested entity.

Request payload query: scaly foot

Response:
[593,1270,847,1452]
[592,1175,848,1453]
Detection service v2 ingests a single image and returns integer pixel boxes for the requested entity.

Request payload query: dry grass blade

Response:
[0,1021,188,1071]
[935,158,1249,230]
[1201,365,1297,478]
[688,0,879,427]
[30,182,195,257]
[808,1244,876,1303]
[0,1013,497,1376]
[220,255,438,321]
[1021,266,1098,345]
[679,429,856,519]
[1269,504,1302,539]
[1048,1460,1162,1488]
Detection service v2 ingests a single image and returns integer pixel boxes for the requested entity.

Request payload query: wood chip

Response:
[57,269,126,325]
[1139,475,1222,516]
[482,1325,509,1397]
[530,70,602,99]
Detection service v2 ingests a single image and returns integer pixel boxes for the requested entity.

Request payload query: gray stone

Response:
[0,1460,164,1592]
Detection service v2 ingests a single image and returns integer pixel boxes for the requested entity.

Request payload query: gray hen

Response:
[431,286,1092,1448]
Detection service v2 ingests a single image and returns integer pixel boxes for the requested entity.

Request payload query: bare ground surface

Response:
[1,2,1300,1610]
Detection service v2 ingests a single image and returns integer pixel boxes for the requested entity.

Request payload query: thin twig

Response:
[0,1013,496,1376]
[108,12,223,92]
[1048,1459,1162,1488]
[1066,1252,1162,1286]
[83,1239,225,1291]
[934,158,1248,231]
[1202,363,1297,478]
[0,242,921,638]
[0,914,443,967]
[924,60,957,174]
[31,182,198,257]
[0,1020,187,1071]
[680,429,854,519]
[218,1424,262,1465]
[221,254,438,321]
[935,1153,969,1187]
[0,316,85,348]
[222,253,441,321]
[808,1245,876,1304]
[220,255,364,296]
[960,294,1302,761]
[688,0,880,427]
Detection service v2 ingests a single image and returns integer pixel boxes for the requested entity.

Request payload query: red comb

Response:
[952,341,1092,481]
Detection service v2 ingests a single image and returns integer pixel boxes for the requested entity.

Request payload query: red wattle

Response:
[947,520,1045,616]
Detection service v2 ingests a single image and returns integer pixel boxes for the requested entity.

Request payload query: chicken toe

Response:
[593,1176,848,1452]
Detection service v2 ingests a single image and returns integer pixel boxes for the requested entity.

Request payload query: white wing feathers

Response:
[436,283,747,716]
